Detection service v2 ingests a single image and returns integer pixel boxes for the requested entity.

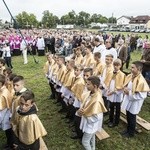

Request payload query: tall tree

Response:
[60,10,77,25]
[77,11,90,26]
[16,11,38,28]
[108,17,117,23]
[41,10,59,28]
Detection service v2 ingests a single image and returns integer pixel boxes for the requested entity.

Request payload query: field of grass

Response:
[0,51,150,150]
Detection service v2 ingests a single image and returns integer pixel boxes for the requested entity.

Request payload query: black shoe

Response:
[65,120,72,124]
[70,135,80,139]
[104,119,110,124]
[122,132,134,138]
[69,123,75,128]
[72,128,76,132]
[58,109,66,113]
[108,122,118,128]
[49,94,55,99]
[120,130,128,135]
[108,122,114,128]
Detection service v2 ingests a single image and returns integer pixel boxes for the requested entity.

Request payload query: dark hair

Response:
[86,45,92,51]
[0,59,6,66]
[87,76,100,87]
[132,61,143,71]
[94,37,100,42]
[13,75,24,83]
[3,68,12,75]
[20,90,35,103]
[84,68,93,75]
[45,52,52,56]
[0,74,6,85]
[76,47,81,51]
[8,73,17,81]
[94,52,101,58]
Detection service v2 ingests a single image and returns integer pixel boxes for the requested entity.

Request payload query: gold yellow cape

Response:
[81,90,107,117]
[63,69,75,89]
[75,54,83,65]
[13,114,47,145]
[93,61,105,76]
[0,86,12,110]
[124,73,150,94]
[109,70,126,90]
[71,76,85,101]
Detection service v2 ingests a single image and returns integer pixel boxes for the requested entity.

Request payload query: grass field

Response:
[0,51,150,150]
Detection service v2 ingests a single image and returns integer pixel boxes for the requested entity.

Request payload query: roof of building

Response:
[117,16,131,20]
[129,15,150,24]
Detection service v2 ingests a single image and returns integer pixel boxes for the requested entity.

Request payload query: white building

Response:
[129,15,150,29]
[117,16,131,27]
[56,24,74,29]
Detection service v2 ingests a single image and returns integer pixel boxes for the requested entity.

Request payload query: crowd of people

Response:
[0,28,150,150]
[43,30,150,149]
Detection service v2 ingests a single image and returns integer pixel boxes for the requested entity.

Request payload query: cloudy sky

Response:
[1,0,150,21]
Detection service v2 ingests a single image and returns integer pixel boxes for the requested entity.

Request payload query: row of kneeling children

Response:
[44,51,149,150]
[0,60,47,150]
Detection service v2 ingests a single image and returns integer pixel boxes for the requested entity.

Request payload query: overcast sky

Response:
[1,0,150,21]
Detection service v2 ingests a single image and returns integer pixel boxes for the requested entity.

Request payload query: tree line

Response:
[14,10,117,29]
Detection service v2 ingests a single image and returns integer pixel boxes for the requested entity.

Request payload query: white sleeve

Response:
[129,91,147,101]
[87,113,103,124]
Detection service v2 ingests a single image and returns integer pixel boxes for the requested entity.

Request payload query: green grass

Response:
[0,52,150,150]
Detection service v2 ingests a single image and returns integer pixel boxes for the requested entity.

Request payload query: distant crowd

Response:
[0,28,150,149]
[0,28,150,83]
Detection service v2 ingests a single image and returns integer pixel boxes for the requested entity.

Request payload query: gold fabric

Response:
[51,62,59,76]
[43,61,49,74]
[63,69,75,89]
[109,70,126,90]
[93,61,105,76]
[83,53,95,68]
[0,86,11,110]
[43,59,55,74]
[6,81,15,102]
[13,114,47,145]
[11,95,22,125]
[57,64,67,82]
[124,73,150,94]
[102,64,114,87]
[71,76,85,101]
[81,90,107,117]
[75,54,83,65]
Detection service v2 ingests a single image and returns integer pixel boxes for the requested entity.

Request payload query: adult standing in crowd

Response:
[2,42,13,68]
[93,37,106,55]
[101,39,117,62]
[36,35,45,56]
[49,33,55,54]
[141,42,150,86]
[20,38,28,64]
[117,39,127,70]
